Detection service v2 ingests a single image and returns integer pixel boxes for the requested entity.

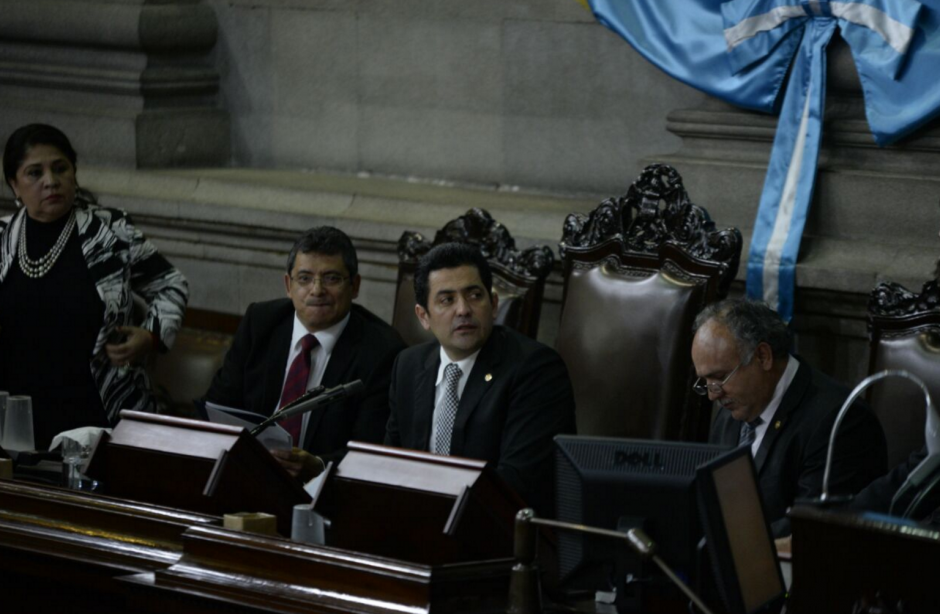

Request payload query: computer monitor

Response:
[696,445,786,614]
[554,435,729,597]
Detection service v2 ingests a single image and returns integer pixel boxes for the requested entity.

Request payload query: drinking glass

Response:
[0,391,9,443]
[0,396,34,453]
[60,438,94,489]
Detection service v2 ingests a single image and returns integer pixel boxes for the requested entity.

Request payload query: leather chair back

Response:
[148,328,233,417]
[393,208,554,346]
[556,164,741,442]
[868,276,940,468]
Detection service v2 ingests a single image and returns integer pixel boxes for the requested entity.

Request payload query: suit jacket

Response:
[385,325,577,517]
[0,200,189,422]
[710,361,887,537]
[206,300,406,462]
[851,445,940,518]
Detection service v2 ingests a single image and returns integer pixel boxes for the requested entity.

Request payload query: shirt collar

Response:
[435,346,481,386]
[290,311,351,356]
[759,354,800,424]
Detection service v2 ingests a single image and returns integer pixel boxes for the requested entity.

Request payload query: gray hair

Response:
[693,298,790,361]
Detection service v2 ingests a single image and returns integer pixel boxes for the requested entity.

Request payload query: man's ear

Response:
[284,273,292,297]
[490,289,499,313]
[756,342,774,370]
[350,274,361,300]
[415,304,431,331]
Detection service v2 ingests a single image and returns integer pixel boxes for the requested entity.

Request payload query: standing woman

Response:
[0,124,189,449]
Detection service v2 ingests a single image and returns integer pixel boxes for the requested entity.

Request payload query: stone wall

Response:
[1,0,938,389]
[210,0,703,193]
[0,0,229,167]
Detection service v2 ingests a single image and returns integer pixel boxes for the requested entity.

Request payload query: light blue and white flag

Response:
[587,0,940,320]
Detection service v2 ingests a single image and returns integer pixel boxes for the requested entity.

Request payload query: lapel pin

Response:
[774,420,782,430]
[485,373,493,382]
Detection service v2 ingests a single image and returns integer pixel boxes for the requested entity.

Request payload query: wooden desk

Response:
[789,504,940,613]
[0,478,219,613]
[121,524,513,614]
[0,440,521,613]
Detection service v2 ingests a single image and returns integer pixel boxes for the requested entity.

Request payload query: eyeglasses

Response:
[291,273,349,288]
[693,361,744,396]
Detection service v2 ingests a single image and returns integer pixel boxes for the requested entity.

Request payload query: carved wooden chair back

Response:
[556,164,741,442]
[868,270,940,467]
[393,208,555,347]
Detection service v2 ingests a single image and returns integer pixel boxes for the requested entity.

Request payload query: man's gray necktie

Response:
[432,363,463,455]
[739,417,763,449]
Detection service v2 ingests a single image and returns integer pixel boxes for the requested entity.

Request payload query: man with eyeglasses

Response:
[205,227,406,481]
[691,298,886,537]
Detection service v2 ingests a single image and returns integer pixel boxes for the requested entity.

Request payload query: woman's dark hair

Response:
[414,243,493,310]
[3,124,77,191]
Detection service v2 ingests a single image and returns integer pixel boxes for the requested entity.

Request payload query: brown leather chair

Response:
[556,164,741,442]
[393,208,554,346]
[867,269,940,468]
[147,321,235,418]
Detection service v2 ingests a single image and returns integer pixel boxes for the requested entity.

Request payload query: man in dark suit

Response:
[206,227,405,480]
[385,243,576,517]
[851,443,940,524]
[693,298,887,537]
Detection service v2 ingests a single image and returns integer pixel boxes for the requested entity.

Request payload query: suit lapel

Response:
[304,312,361,446]
[753,361,810,474]
[415,347,440,450]
[263,315,294,417]
[451,330,502,453]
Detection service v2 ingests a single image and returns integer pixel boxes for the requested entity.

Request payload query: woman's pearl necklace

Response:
[18,209,77,279]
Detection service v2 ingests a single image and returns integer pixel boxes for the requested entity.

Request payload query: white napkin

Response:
[49,426,111,452]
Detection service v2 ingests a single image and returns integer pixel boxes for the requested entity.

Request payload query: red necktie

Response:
[278,333,318,446]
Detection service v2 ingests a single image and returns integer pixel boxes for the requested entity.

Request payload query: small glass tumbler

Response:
[0,396,34,453]
[60,439,93,489]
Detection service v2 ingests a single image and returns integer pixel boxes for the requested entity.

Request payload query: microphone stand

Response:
[508,509,716,614]
[820,369,935,505]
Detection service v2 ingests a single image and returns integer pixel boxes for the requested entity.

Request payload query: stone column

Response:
[0,0,229,167]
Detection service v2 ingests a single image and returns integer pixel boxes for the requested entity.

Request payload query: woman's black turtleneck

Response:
[0,210,108,449]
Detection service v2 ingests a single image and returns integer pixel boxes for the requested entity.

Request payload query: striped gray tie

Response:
[739,417,763,448]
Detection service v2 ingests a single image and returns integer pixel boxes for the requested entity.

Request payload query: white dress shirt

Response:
[276,312,351,445]
[430,346,481,453]
[750,355,800,456]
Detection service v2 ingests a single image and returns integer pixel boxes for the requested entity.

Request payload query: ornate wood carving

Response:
[397,208,554,280]
[869,274,940,319]
[559,164,742,273]
[868,268,940,348]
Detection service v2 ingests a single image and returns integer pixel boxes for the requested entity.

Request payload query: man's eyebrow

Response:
[296,268,342,275]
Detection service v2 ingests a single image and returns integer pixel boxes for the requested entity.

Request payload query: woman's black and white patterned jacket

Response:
[0,197,189,423]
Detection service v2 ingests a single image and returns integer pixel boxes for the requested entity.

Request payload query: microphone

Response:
[819,369,935,504]
[279,385,326,413]
[250,380,365,437]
